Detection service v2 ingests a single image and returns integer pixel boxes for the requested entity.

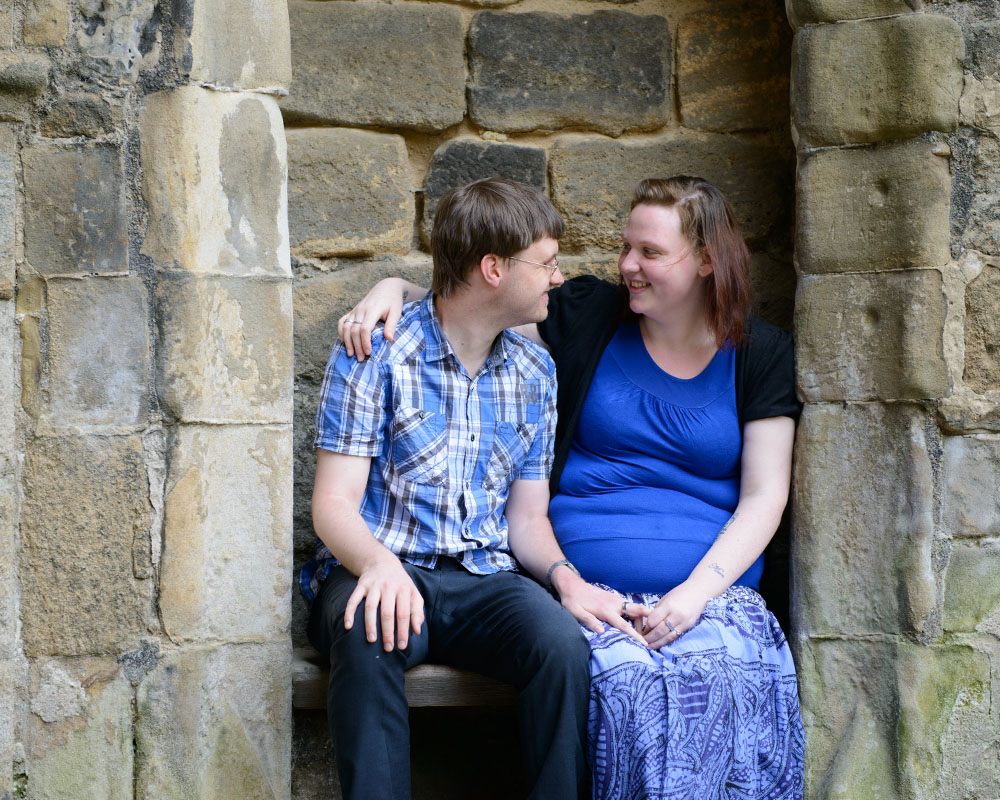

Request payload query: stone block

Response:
[796,140,952,274]
[957,19,1000,129]
[24,0,69,46]
[27,659,132,800]
[178,0,291,92]
[422,138,547,245]
[941,435,1000,538]
[468,11,670,136]
[792,15,963,147]
[0,52,50,121]
[792,403,936,636]
[0,304,14,660]
[549,131,791,250]
[950,133,1000,257]
[786,0,913,28]
[160,424,291,643]
[156,276,292,424]
[22,142,127,276]
[749,253,796,330]
[40,93,118,138]
[0,3,11,48]
[943,539,1000,632]
[0,660,15,788]
[20,436,153,657]
[77,0,158,83]
[282,1,464,132]
[0,127,13,301]
[965,265,1000,393]
[796,271,948,401]
[287,128,413,259]
[40,277,150,431]
[896,644,996,800]
[136,643,291,800]
[140,87,290,276]
[677,4,790,132]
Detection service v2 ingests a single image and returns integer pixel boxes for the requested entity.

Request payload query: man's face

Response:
[500,236,564,326]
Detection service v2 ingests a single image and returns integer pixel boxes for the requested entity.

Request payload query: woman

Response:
[339,176,804,799]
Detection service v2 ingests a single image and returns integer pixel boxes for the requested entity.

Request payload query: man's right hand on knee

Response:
[344,551,425,652]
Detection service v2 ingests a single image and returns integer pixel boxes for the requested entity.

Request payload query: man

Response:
[301,178,638,800]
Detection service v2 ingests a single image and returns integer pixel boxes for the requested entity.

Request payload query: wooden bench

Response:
[293,647,517,709]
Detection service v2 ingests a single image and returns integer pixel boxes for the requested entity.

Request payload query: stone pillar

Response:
[789,3,999,798]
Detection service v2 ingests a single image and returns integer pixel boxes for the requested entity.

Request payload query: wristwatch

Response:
[545,559,581,598]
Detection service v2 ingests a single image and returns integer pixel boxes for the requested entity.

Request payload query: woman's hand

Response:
[643,580,713,649]
[337,278,413,360]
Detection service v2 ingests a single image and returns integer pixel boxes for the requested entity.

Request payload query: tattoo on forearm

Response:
[708,562,725,579]
[402,289,409,303]
[715,512,738,539]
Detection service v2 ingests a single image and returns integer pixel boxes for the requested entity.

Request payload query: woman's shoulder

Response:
[735,315,799,422]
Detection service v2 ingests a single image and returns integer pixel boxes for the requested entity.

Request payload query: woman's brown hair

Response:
[625,176,752,348]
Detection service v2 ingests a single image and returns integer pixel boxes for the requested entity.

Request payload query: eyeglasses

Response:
[508,256,560,274]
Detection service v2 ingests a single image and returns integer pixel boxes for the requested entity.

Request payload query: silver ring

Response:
[620,600,628,619]
[348,319,362,324]
[665,620,677,633]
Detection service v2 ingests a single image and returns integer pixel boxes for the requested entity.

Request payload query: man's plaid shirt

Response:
[299,293,557,603]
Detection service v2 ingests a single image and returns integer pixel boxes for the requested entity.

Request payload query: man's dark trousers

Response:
[308,559,590,800]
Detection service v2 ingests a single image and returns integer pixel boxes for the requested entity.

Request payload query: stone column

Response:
[789,3,999,798]
[136,2,294,797]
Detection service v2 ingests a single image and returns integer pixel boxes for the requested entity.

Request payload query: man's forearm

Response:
[313,493,399,576]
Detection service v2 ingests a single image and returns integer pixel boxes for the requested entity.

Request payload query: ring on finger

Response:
[349,319,362,324]
[620,599,629,619]
[665,619,677,634]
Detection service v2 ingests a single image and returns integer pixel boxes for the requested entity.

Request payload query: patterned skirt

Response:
[584,585,804,800]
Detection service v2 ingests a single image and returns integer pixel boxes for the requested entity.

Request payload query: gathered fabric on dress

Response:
[585,585,803,800]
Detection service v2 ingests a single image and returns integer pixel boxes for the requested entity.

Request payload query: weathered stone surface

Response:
[22,142,127,275]
[0,2,11,48]
[24,0,69,46]
[941,435,1000,538]
[943,539,1000,631]
[20,436,153,657]
[287,129,413,259]
[796,271,948,401]
[422,139,547,244]
[956,23,1000,128]
[786,0,914,28]
[28,660,132,800]
[77,0,158,83]
[282,1,465,132]
[965,265,1000,392]
[896,644,996,800]
[141,87,290,276]
[796,140,952,274]
[156,276,292,424]
[749,253,796,330]
[468,12,670,136]
[161,424,291,642]
[950,133,1000,257]
[179,0,291,92]
[793,15,963,147]
[40,93,118,138]
[41,277,150,430]
[0,660,16,789]
[549,131,791,250]
[0,304,15,661]
[136,643,291,800]
[0,52,50,120]
[677,4,790,132]
[0,127,13,300]
[793,403,936,636]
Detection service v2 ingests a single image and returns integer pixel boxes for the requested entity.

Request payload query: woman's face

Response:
[618,203,712,323]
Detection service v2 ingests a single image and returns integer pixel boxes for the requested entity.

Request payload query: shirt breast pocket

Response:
[483,420,537,494]
[391,407,448,486]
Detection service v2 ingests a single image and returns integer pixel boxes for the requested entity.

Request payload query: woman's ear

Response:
[697,253,714,278]
[479,253,505,288]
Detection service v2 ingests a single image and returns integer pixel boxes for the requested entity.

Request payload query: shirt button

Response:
[470,433,475,441]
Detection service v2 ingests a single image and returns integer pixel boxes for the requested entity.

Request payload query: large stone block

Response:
[422,138,547,244]
[24,0,68,46]
[677,4,790,132]
[0,126,13,300]
[943,539,1000,632]
[786,0,913,28]
[941,434,1000,539]
[22,142,127,275]
[20,436,153,657]
[40,277,150,431]
[140,87,290,276]
[468,11,670,136]
[796,140,952,274]
[156,275,292,424]
[27,659,132,800]
[796,271,948,401]
[287,128,413,259]
[0,52,50,121]
[950,133,1000,257]
[136,643,291,800]
[965,265,1000,393]
[40,93,118,139]
[161,424,291,643]
[282,1,464,132]
[792,15,963,147]
[177,0,291,92]
[792,403,937,636]
[549,131,791,250]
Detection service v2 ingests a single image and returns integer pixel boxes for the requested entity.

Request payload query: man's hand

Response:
[344,549,425,652]
[553,568,651,645]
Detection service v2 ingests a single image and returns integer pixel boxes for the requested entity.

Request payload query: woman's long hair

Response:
[621,176,752,348]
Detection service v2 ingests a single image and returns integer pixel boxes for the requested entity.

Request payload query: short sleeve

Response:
[740,323,800,423]
[314,340,388,455]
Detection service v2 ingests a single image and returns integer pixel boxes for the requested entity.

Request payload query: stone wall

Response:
[2,1,293,798]
[283,0,796,795]
[790,1,1000,797]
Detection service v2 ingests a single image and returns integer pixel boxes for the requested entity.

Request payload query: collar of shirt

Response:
[419,293,510,370]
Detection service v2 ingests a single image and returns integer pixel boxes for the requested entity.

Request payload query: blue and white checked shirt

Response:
[299,293,557,603]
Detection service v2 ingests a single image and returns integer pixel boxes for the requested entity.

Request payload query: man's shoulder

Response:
[502,328,556,379]
[365,301,429,365]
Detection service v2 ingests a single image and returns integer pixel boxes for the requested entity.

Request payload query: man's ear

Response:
[479,253,505,289]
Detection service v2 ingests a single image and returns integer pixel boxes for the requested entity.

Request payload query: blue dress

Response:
[549,325,804,800]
